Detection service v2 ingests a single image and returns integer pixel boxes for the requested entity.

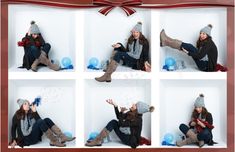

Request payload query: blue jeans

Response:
[23,118,55,146]
[113,51,137,68]
[105,120,131,146]
[29,43,51,59]
[181,43,208,71]
[179,123,212,143]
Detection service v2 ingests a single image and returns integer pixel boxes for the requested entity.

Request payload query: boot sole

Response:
[50,143,66,147]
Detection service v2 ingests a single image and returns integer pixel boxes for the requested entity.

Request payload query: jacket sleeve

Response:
[188,44,209,59]
[114,106,127,120]
[119,116,142,127]
[142,41,149,62]
[11,114,18,141]
[32,111,41,120]
[38,34,46,46]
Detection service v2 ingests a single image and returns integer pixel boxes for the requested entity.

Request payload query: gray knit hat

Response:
[132,22,142,33]
[30,21,40,34]
[136,101,150,114]
[200,24,212,37]
[17,99,28,107]
[194,94,205,108]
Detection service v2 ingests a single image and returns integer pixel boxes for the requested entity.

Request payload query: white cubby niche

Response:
[83,79,153,148]
[8,79,76,148]
[159,79,227,148]
[8,5,77,73]
[151,8,227,74]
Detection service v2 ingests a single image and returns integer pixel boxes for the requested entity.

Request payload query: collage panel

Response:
[159,79,227,148]
[8,5,76,72]
[84,79,152,148]
[8,79,76,148]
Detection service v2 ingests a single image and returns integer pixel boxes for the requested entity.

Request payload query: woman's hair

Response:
[196,35,212,48]
[192,107,209,119]
[127,32,148,45]
[15,106,31,120]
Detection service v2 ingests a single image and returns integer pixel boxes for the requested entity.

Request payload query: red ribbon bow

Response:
[93,0,142,16]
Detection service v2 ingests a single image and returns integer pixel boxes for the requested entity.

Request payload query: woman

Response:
[176,94,214,147]
[160,24,218,71]
[95,22,150,82]
[10,99,75,148]
[85,99,154,148]
[18,21,60,72]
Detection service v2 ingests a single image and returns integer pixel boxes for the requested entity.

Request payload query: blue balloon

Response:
[164,133,174,144]
[62,57,72,67]
[88,132,99,140]
[64,131,73,138]
[89,57,99,67]
[165,57,176,67]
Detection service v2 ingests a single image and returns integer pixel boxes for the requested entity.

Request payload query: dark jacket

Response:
[11,111,41,147]
[189,112,214,145]
[189,37,218,71]
[19,33,46,70]
[114,107,143,148]
[116,39,150,71]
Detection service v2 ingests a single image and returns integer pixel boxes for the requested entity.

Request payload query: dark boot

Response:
[31,59,40,72]
[39,51,60,71]
[51,125,76,143]
[95,60,118,82]
[45,129,66,147]
[85,128,109,147]
[160,29,182,50]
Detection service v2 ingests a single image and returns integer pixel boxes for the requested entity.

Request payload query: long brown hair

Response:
[196,36,212,49]
[127,32,148,45]
[192,107,209,119]
[15,106,31,120]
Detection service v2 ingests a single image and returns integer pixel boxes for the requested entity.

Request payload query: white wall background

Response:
[159,79,227,147]
[8,80,76,144]
[84,79,151,144]
[154,8,227,71]
[8,5,77,71]
[84,8,151,70]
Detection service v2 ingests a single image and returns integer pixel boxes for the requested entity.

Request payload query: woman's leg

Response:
[41,43,51,55]
[29,46,41,71]
[197,129,212,147]
[45,118,75,143]
[35,119,65,147]
[105,120,130,145]
[176,124,198,147]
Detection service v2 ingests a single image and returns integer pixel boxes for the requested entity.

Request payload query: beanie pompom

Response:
[199,94,204,97]
[149,106,155,112]
[208,24,212,28]
[31,21,35,25]
[137,21,142,25]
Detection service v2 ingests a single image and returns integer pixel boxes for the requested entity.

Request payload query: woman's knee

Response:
[179,123,189,134]
[42,43,51,54]
[43,118,55,127]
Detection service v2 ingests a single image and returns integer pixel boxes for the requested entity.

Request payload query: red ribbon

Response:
[93,0,142,16]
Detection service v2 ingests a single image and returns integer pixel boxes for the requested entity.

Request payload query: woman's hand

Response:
[106,99,117,107]
[112,43,121,48]
[144,61,151,72]
[197,119,206,128]
[10,140,17,148]
[31,104,37,112]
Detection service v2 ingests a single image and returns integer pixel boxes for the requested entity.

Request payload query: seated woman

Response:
[95,22,151,83]
[176,94,215,147]
[85,99,154,148]
[18,21,60,72]
[160,24,218,71]
[10,99,75,148]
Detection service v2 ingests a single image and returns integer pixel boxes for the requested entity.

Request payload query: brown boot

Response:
[199,140,205,147]
[160,29,182,50]
[45,129,66,147]
[51,125,76,143]
[186,129,198,143]
[85,128,109,147]
[176,137,195,147]
[103,50,117,72]
[39,51,60,71]
[95,60,118,82]
[31,59,40,72]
